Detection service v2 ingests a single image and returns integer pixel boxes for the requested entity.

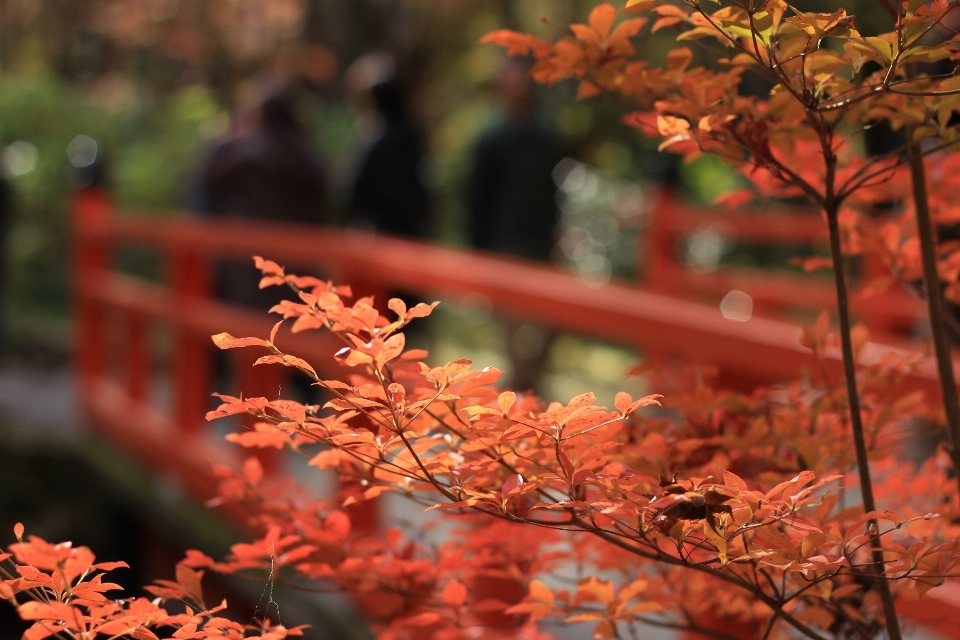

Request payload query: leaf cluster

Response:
[182,260,960,640]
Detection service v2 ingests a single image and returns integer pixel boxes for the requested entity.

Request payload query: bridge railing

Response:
[73,187,954,488]
[644,195,925,335]
[71,187,960,632]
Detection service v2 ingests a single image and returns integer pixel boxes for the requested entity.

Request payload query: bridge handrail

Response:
[71,187,960,633]
[644,197,925,332]
[74,190,952,413]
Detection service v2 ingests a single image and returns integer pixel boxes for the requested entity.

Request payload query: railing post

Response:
[170,246,212,434]
[640,190,676,372]
[126,312,149,403]
[643,188,676,290]
[72,186,111,403]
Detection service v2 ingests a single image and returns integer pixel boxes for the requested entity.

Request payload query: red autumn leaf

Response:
[226,424,291,449]
[502,474,525,496]
[715,188,757,209]
[790,256,834,273]
[588,3,617,39]
[211,333,270,350]
[174,563,205,604]
[498,391,516,415]
[479,30,550,56]
[242,457,264,486]
[442,579,468,608]
[253,256,284,275]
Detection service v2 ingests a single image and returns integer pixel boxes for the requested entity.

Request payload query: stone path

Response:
[0,365,79,440]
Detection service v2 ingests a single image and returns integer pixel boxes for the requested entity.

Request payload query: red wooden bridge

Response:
[72,187,960,636]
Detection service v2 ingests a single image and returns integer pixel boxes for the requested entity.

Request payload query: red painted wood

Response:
[644,197,926,332]
[74,215,956,399]
[72,187,111,398]
[82,378,249,525]
[169,247,212,434]
[125,312,149,403]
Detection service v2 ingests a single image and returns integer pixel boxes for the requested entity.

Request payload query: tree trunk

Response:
[907,136,960,498]
[825,202,903,640]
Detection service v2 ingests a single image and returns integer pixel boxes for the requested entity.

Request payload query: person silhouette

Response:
[351,79,430,237]
[194,89,329,308]
[466,59,567,392]
[467,59,565,262]
[198,90,328,226]
[343,53,430,239]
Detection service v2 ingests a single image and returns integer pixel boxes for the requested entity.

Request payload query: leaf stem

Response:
[825,197,903,640]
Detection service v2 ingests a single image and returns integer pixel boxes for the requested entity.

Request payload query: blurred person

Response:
[197,89,328,225]
[191,89,330,408]
[344,53,430,238]
[466,59,567,392]
[193,89,329,308]
[467,58,565,261]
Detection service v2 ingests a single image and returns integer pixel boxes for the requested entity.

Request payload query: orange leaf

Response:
[608,18,647,53]
[19,601,80,625]
[625,0,657,11]
[498,391,516,415]
[211,333,270,350]
[666,47,693,70]
[652,16,682,32]
[654,4,688,17]
[614,391,632,416]
[269,320,283,344]
[388,298,407,320]
[502,474,525,496]
[578,80,603,100]
[529,580,555,607]
[226,424,291,449]
[566,392,596,411]
[790,256,833,273]
[442,580,468,608]
[715,188,756,209]
[407,301,440,319]
[657,114,691,138]
[575,576,615,606]
[589,3,617,38]
[242,457,264,486]
[174,564,205,605]
[253,256,284,275]
[766,471,816,501]
[479,30,549,56]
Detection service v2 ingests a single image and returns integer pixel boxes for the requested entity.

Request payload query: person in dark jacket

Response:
[199,91,328,225]
[466,60,567,392]
[467,59,565,262]
[194,90,328,308]
[350,78,430,238]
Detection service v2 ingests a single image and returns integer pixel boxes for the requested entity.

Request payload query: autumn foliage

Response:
[480,0,960,294]
[8,1,960,639]
[4,252,959,639]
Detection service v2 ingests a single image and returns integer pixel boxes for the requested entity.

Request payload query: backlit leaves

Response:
[2,525,310,640]
[188,260,960,639]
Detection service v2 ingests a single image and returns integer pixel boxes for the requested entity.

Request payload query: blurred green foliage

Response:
[0,71,232,355]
